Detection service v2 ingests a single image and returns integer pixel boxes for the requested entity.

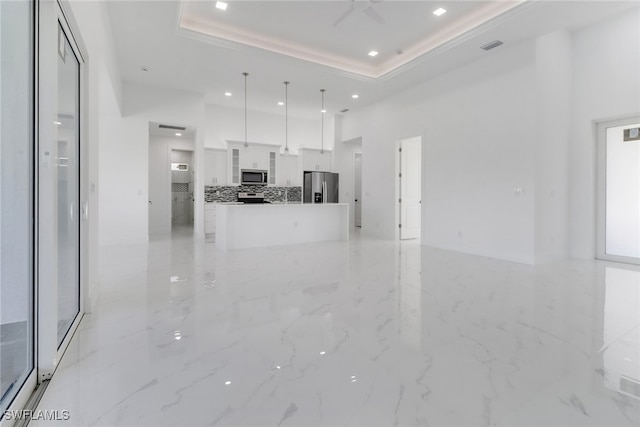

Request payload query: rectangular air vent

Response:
[481,40,504,51]
[620,375,640,399]
[159,124,186,131]
[340,109,349,113]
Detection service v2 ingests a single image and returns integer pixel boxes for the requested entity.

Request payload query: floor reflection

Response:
[31,233,640,427]
[602,266,640,400]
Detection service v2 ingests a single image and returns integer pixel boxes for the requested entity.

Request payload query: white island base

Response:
[215,203,349,251]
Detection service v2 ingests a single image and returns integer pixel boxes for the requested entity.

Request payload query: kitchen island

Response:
[215,203,349,251]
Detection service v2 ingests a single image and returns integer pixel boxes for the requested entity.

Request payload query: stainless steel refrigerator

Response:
[303,171,339,203]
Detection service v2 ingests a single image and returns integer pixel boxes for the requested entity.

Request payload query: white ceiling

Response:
[107,1,638,120]
[179,1,523,78]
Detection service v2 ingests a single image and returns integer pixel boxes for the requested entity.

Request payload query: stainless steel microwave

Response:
[241,169,268,185]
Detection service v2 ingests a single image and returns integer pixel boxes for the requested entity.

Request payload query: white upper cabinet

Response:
[213,150,227,185]
[299,148,332,172]
[278,154,300,186]
[225,141,280,185]
[203,149,215,185]
[204,148,227,185]
[243,149,269,170]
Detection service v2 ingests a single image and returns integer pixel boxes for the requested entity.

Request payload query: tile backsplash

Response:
[205,185,302,203]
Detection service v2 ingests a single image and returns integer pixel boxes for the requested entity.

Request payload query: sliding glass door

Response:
[596,117,640,265]
[0,0,34,415]
[0,0,87,419]
[56,21,81,347]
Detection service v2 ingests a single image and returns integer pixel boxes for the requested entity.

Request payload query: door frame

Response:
[2,0,39,421]
[595,115,640,265]
[36,0,88,385]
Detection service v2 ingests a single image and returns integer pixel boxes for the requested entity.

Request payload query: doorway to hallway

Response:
[147,122,196,237]
[170,149,194,230]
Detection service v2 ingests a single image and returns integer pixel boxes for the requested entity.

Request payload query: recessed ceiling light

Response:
[175,133,182,137]
[368,50,379,57]
[216,1,228,11]
[321,109,327,113]
[224,92,232,97]
[433,8,447,17]
[53,121,62,125]
[278,101,284,106]
[352,94,359,99]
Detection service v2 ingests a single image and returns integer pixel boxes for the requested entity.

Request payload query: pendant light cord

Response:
[243,72,248,147]
[320,89,325,154]
[284,81,289,154]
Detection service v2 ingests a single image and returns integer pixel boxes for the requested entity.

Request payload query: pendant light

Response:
[243,72,249,148]
[320,89,326,154]
[284,81,290,156]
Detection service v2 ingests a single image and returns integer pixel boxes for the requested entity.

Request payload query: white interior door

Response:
[354,153,362,227]
[596,117,640,264]
[399,137,422,240]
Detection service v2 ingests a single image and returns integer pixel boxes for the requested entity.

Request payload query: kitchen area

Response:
[204,140,349,251]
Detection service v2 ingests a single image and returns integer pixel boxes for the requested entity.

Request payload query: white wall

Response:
[340,8,640,264]
[148,135,195,235]
[534,29,572,263]
[342,42,537,263]
[98,82,206,246]
[333,115,362,229]
[98,101,148,246]
[63,0,124,311]
[570,9,640,260]
[204,103,333,153]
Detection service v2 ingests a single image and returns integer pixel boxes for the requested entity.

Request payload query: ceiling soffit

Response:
[177,1,527,80]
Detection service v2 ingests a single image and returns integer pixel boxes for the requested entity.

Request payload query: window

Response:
[0,0,34,414]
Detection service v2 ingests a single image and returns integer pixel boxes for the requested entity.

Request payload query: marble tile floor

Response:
[32,229,639,426]
[0,321,29,412]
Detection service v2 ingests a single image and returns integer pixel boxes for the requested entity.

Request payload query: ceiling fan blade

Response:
[363,5,385,24]
[332,4,356,28]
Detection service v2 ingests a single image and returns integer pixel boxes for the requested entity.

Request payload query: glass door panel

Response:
[0,0,34,415]
[605,124,640,260]
[56,22,80,346]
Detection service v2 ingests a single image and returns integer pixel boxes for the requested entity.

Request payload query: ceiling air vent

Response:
[159,124,186,131]
[620,375,640,399]
[340,109,349,113]
[481,40,503,51]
